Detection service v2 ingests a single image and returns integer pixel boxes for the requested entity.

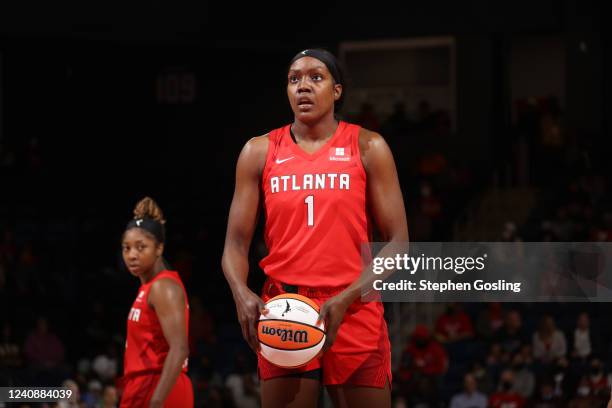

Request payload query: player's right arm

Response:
[222,135,269,352]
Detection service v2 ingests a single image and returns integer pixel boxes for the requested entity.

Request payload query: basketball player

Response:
[222,49,408,407]
[119,197,193,408]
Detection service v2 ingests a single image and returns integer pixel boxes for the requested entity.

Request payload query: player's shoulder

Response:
[149,275,185,305]
[357,127,390,167]
[357,127,386,149]
[243,133,270,155]
[238,133,270,175]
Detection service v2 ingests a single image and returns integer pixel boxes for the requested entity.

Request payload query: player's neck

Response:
[139,261,166,285]
[291,114,338,143]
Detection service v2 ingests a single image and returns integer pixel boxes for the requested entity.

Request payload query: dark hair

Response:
[124,197,166,244]
[133,197,166,224]
[288,48,346,112]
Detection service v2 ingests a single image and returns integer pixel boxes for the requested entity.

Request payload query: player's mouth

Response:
[297,97,314,110]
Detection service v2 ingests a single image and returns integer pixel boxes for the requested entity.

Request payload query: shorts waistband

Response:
[264,277,347,298]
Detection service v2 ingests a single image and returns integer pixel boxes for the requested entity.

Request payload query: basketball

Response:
[257,293,326,368]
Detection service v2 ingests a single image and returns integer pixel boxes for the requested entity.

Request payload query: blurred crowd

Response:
[395,303,612,407]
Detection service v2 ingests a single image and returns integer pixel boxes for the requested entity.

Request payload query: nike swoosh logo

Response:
[275,157,294,164]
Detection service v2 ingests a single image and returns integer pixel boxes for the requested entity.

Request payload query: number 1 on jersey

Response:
[304,195,314,227]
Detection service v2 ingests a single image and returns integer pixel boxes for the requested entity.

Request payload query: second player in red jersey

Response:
[222,49,408,408]
[119,197,193,408]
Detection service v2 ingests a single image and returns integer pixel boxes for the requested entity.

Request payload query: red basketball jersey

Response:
[124,270,189,377]
[259,121,370,287]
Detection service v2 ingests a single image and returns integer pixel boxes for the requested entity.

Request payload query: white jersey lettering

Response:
[269,173,351,193]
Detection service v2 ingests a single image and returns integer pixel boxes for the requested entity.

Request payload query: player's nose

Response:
[127,248,139,260]
[297,77,312,93]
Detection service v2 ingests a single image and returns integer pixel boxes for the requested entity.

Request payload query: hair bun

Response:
[133,197,166,225]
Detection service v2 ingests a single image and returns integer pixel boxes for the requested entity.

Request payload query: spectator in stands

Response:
[92,343,118,382]
[567,376,604,408]
[470,361,495,395]
[434,303,474,343]
[494,310,527,356]
[398,325,448,406]
[225,352,259,408]
[81,379,103,408]
[24,316,67,386]
[57,379,80,408]
[551,358,570,399]
[511,352,535,399]
[570,312,599,366]
[533,315,567,365]
[449,373,487,408]
[24,317,65,369]
[587,358,607,397]
[517,344,535,367]
[476,302,505,340]
[101,385,118,408]
[486,343,509,386]
[527,381,565,408]
[489,369,526,408]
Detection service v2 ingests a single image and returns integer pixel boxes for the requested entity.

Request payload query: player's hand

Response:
[317,294,351,352]
[233,286,268,352]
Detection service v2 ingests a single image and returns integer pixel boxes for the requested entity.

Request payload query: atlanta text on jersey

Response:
[270,173,350,193]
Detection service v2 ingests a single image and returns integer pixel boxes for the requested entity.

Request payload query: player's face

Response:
[287,57,342,123]
[121,228,163,277]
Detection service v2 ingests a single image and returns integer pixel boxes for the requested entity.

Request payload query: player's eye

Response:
[312,73,323,81]
[288,75,299,84]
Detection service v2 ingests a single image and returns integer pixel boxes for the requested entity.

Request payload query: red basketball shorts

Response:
[119,371,193,407]
[257,277,391,388]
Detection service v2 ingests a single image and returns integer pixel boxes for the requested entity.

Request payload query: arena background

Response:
[0,1,610,407]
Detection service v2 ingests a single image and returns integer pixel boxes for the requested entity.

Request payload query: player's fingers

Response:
[248,314,261,352]
[322,318,340,352]
[316,303,328,326]
[323,332,336,352]
[257,299,269,316]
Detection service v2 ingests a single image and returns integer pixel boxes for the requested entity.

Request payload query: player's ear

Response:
[156,242,164,257]
[333,83,342,101]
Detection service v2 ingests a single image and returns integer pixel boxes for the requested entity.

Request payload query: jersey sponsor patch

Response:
[329,146,351,162]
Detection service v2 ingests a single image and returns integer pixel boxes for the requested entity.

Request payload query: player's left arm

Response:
[148,279,189,408]
[318,130,408,350]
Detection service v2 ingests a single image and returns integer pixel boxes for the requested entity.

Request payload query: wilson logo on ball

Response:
[260,325,309,343]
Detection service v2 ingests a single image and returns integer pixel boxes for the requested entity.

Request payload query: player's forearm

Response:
[221,245,251,294]
[150,345,188,406]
